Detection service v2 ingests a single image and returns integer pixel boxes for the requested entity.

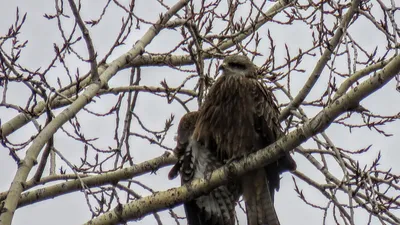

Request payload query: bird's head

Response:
[219,55,257,78]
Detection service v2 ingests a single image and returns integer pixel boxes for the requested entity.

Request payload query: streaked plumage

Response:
[168,111,238,225]
[192,55,296,225]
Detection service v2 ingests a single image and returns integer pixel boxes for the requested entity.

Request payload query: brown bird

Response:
[168,111,239,225]
[192,55,296,225]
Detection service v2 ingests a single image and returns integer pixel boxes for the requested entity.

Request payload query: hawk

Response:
[191,55,297,225]
[168,111,239,225]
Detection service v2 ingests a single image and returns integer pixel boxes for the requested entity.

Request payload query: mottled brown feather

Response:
[192,55,296,225]
[168,111,198,180]
[168,111,238,225]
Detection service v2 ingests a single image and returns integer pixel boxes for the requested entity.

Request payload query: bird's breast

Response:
[194,75,259,160]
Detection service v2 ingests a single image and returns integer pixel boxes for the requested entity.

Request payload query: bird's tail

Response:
[241,169,280,225]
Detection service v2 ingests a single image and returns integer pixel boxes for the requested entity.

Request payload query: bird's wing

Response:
[241,79,297,225]
[237,79,279,225]
[168,111,237,225]
[168,111,199,180]
[254,80,297,191]
[181,139,237,225]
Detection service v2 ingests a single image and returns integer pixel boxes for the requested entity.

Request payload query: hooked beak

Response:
[218,62,227,71]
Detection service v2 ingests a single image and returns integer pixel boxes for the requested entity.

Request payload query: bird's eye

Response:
[228,62,246,70]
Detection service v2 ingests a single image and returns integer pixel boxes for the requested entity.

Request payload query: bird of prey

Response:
[168,111,239,225]
[191,55,297,225]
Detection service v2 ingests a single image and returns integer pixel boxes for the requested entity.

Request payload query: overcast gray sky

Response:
[1,0,399,225]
